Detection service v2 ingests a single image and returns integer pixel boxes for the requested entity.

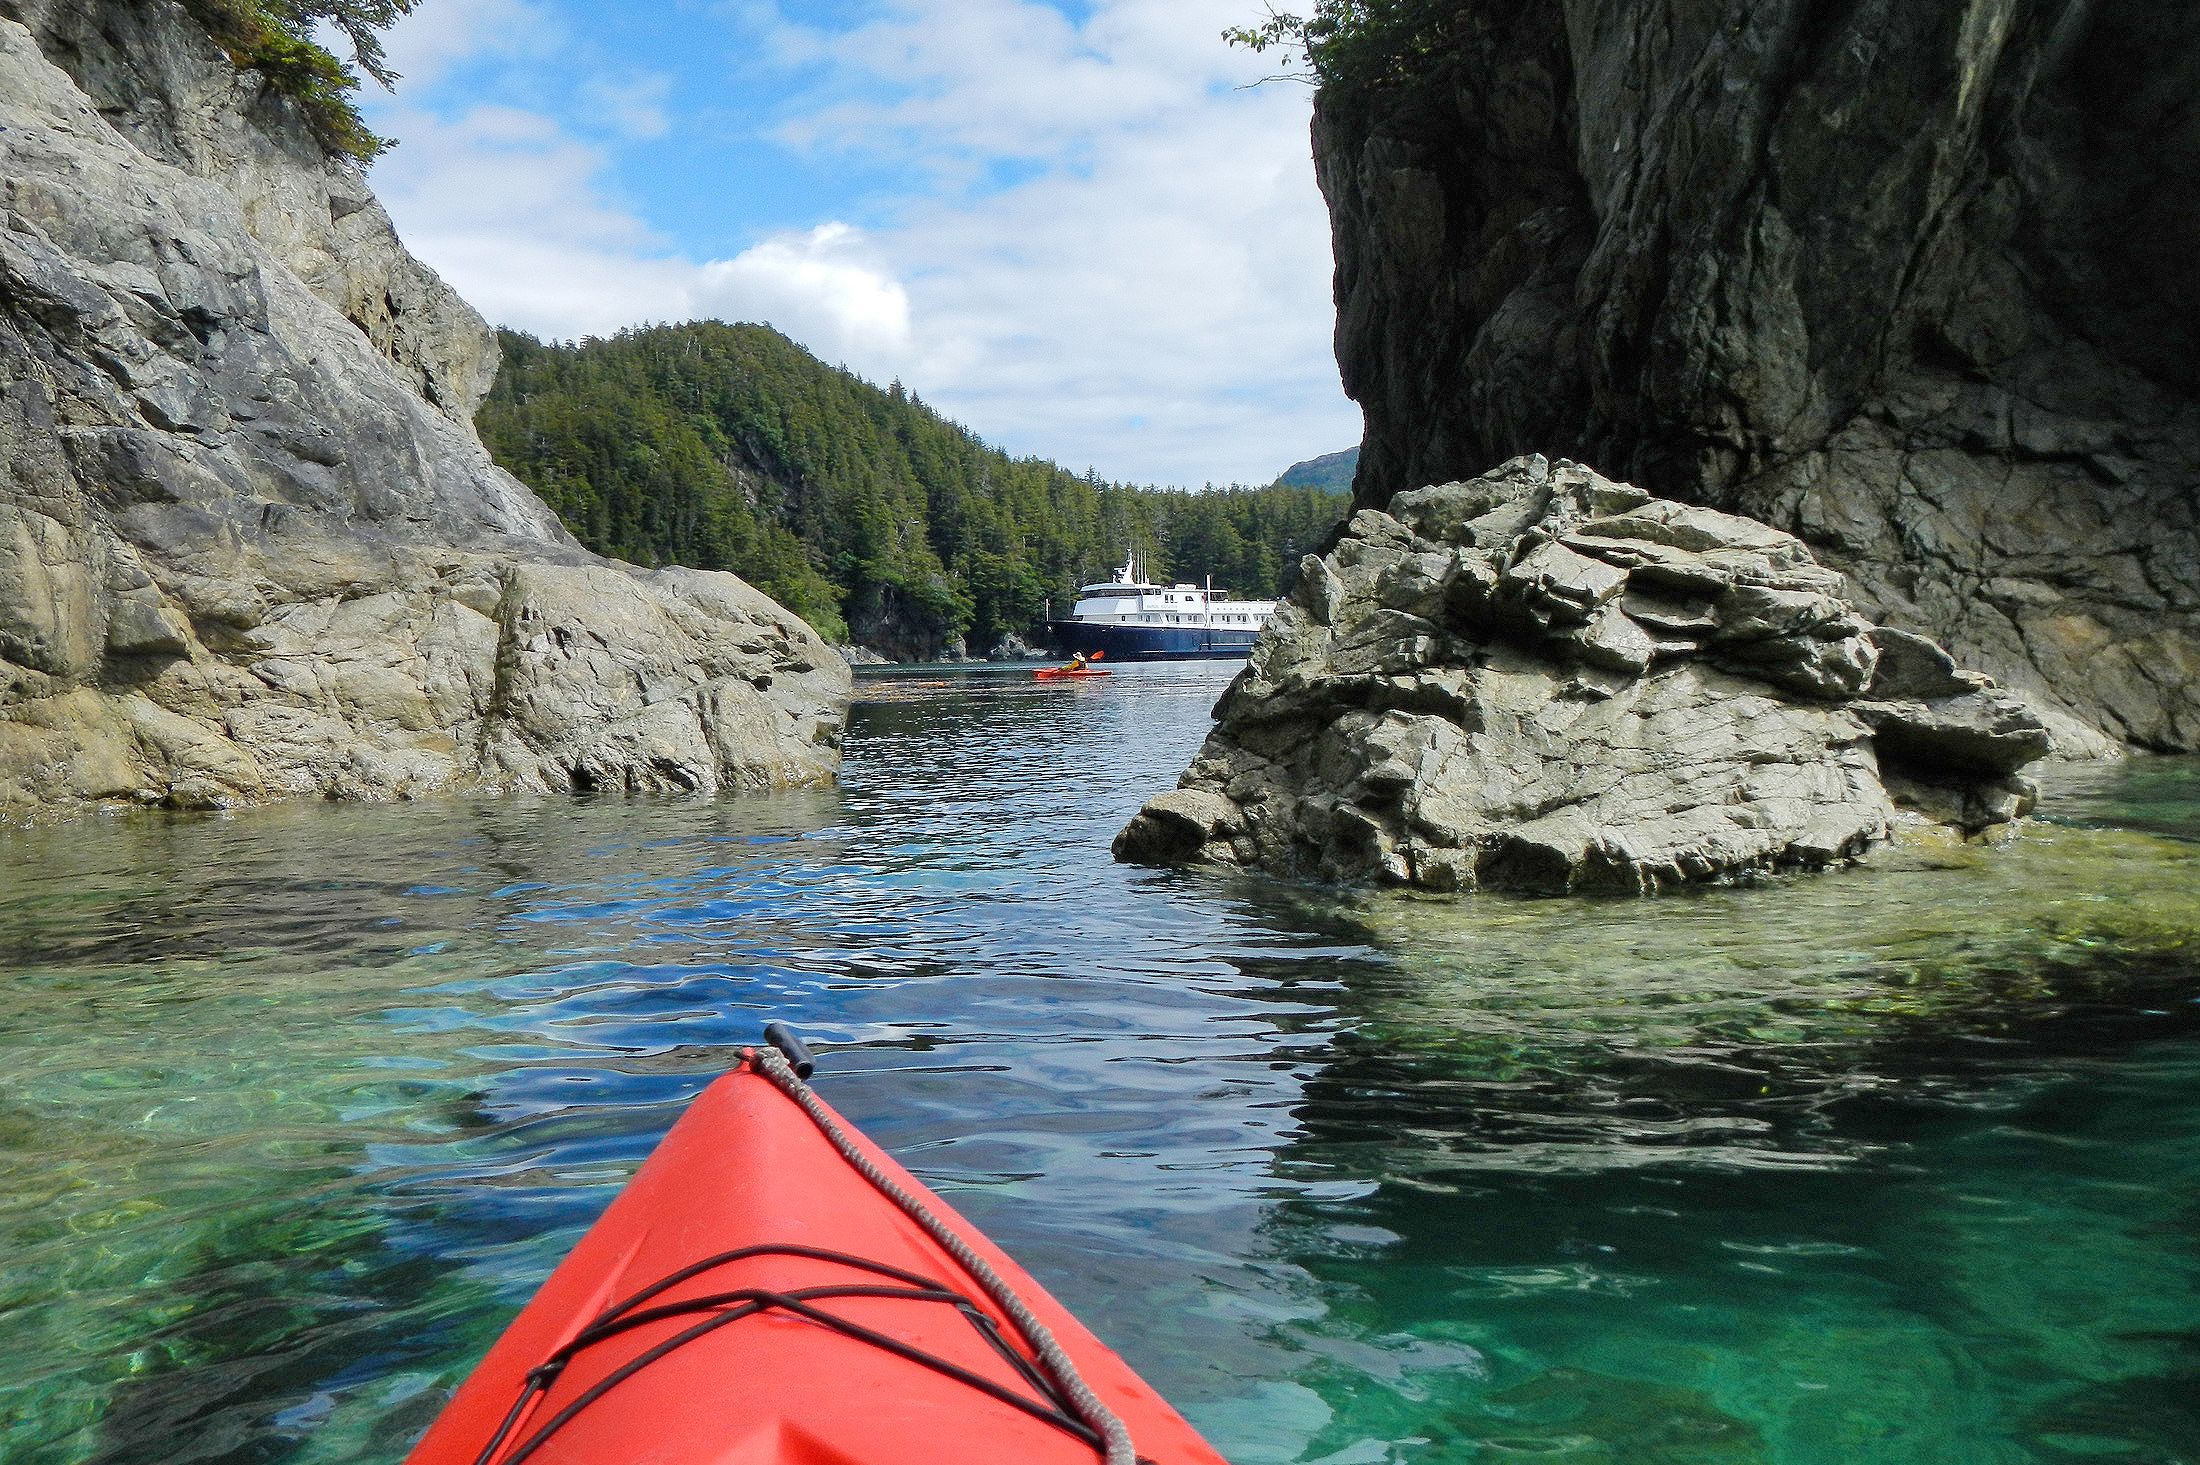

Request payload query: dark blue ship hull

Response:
[1046,620,1260,661]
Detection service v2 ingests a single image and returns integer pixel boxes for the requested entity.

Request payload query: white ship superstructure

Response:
[1046,555,1275,660]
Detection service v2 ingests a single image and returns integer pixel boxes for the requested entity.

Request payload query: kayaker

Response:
[1063,652,1089,672]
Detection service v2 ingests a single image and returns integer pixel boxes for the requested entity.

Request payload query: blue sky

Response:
[353,0,1358,487]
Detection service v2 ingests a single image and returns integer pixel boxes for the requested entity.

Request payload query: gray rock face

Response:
[986,631,1042,662]
[1115,457,2049,894]
[0,4,846,812]
[1312,0,2200,754]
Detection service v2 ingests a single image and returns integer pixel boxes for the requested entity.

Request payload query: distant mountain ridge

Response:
[479,324,1347,660]
[1276,447,1360,493]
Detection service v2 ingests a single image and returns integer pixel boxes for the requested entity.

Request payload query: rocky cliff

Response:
[1313,0,2199,754]
[1116,456,2050,893]
[0,1,846,812]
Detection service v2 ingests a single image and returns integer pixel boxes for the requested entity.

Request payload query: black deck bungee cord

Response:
[749,1044,1138,1465]
[468,1047,1140,1465]
[477,1277,1106,1465]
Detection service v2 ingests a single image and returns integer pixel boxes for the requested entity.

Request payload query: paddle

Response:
[1040,650,1107,678]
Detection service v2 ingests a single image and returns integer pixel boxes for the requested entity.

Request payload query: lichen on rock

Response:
[0,4,847,814]
[1116,456,2050,894]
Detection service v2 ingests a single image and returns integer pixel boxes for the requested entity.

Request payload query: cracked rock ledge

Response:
[1116,456,2051,894]
[0,4,847,813]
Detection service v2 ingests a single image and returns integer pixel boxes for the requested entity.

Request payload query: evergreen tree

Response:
[477,322,1347,656]
[183,0,422,159]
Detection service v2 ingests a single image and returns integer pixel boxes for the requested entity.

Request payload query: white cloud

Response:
[360,0,1358,485]
[693,226,914,368]
[878,85,1345,479]
[579,72,674,140]
[373,0,562,89]
[365,102,671,336]
[368,102,910,360]
[759,0,1355,481]
[774,0,1249,162]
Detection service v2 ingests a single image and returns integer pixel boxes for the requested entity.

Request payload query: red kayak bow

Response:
[405,1036,1227,1465]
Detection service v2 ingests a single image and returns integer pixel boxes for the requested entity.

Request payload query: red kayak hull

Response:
[405,1059,1228,1465]
[1033,668,1112,680]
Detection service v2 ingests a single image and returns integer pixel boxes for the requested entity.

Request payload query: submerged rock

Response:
[0,5,846,812]
[1116,457,2050,893]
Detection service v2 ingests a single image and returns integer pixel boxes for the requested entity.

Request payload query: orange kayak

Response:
[405,1040,1226,1465]
[1033,667,1112,680]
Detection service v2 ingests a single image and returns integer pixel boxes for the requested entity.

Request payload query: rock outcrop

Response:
[0,2,846,812]
[1115,457,2050,893]
[1312,0,2199,754]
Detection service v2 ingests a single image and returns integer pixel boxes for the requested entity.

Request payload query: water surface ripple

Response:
[0,663,2194,1464]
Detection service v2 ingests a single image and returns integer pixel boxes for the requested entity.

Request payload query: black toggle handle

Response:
[763,1022,815,1078]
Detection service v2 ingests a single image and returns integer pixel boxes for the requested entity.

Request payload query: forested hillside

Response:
[1276,447,1359,494]
[477,324,1346,658]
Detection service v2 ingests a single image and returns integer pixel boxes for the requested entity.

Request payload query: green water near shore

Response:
[0,664,2194,1463]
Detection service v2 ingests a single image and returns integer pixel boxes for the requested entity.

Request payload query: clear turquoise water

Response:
[0,662,2194,1464]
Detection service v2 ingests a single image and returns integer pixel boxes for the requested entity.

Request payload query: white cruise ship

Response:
[1045,555,1276,660]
